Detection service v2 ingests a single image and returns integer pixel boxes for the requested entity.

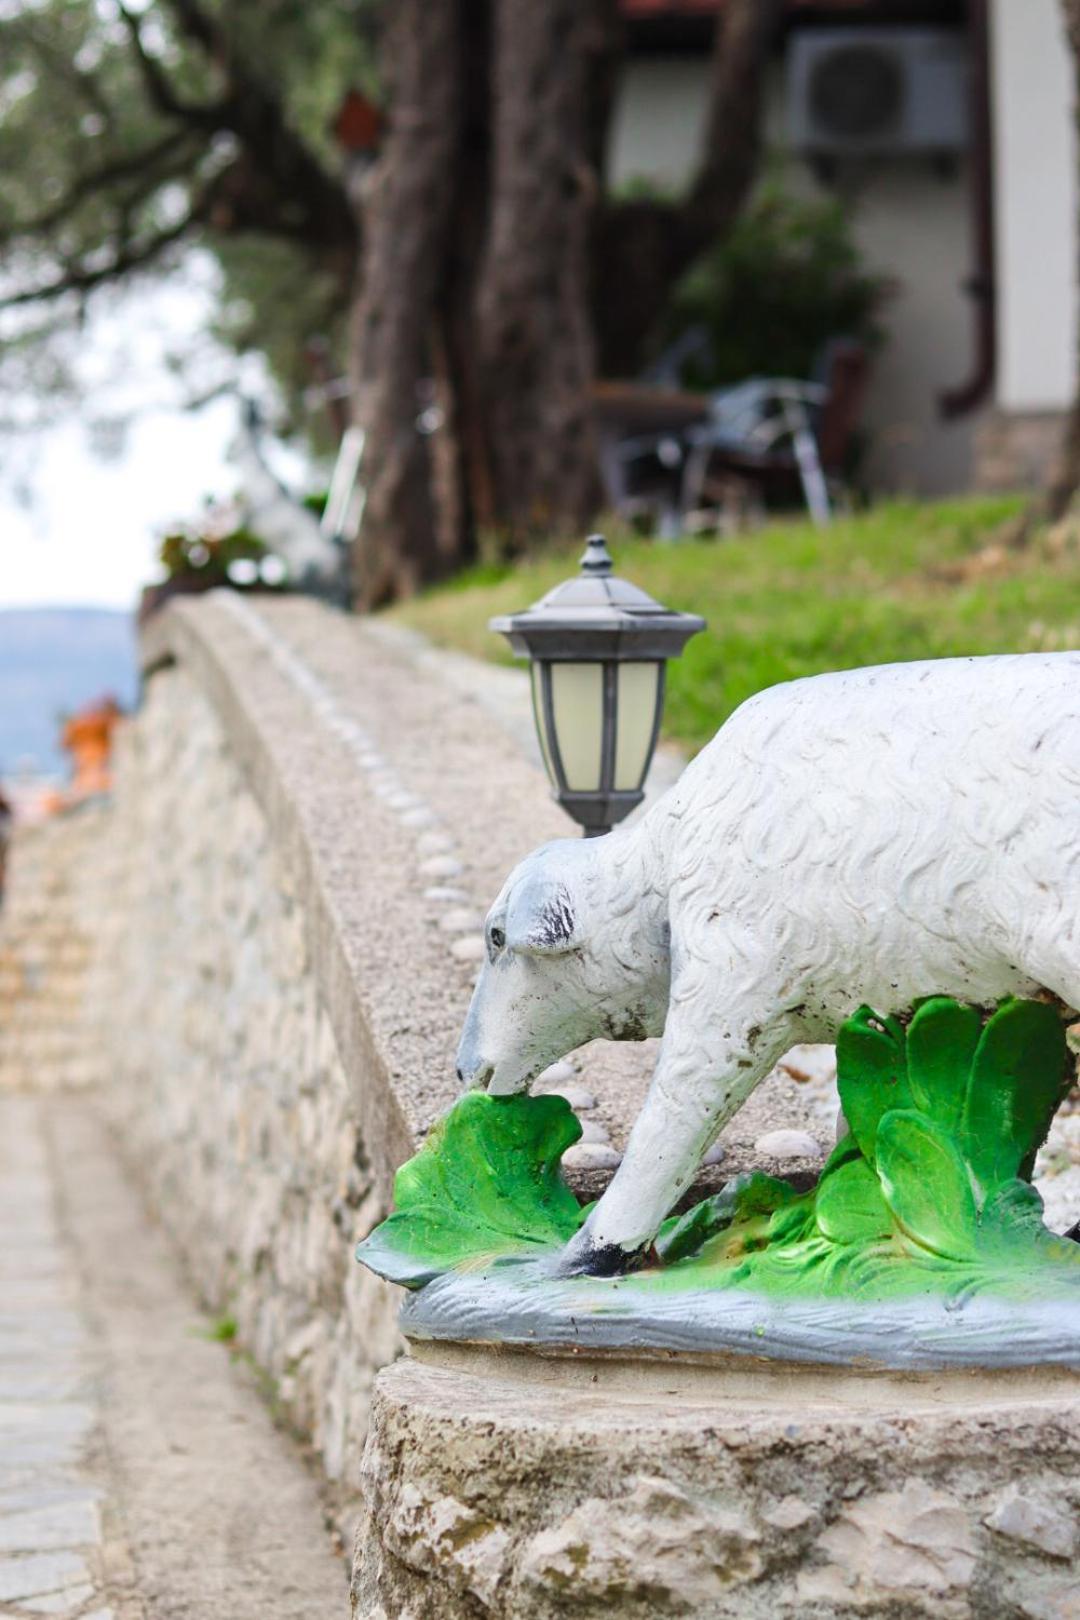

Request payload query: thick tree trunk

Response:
[593,0,783,377]
[431,0,494,544]
[1046,0,1080,523]
[349,0,461,609]
[474,0,601,540]
[583,0,627,181]
[349,0,781,601]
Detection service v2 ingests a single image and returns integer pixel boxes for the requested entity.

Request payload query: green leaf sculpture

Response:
[905,997,982,1137]
[656,1172,796,1265]
[662,996,1077,1297]
[835,1007,913,1165]
[814,1142,892,1247]
[961,998,1070,1192]
[356,998,1080,1310]
[875,1110,978,1260]
[356,1092,584,1287]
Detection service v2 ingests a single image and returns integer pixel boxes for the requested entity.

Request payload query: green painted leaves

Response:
[839,996,1069,1193]
[355,1092,585,1287]
[825,997,1071,1271]
[962,997,1069,1191]
[814,1142,892,1247]
[906,997,981,1136]
[656,1172,796,1265]
[355,998,1078,1309]
[657,997,1076,1300]
[835,1007,912,1165]
[875,1111,977,1260]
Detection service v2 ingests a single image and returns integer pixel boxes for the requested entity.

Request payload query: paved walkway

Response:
[0,1093,349,1620]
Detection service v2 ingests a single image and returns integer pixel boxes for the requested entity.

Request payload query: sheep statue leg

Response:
[559,979,795,1277]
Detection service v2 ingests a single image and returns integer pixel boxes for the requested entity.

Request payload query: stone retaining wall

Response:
[87,592,718,1520]
[974,408,1067,493]
[99,664,400,1495]
[354,1349,1080,1620]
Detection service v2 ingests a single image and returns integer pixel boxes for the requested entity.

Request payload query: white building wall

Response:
[989,0,1077,413]
[608,55,982,494]
[608,57,711,192]
[606,27,1080,496]
[842,163,980,494]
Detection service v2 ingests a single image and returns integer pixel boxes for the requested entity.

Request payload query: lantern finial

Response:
[580,534,613,577]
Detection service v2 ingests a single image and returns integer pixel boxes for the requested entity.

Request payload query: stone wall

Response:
[354,1350,1080,1620]
[99,666,400,1496]
[88,592,697,1523]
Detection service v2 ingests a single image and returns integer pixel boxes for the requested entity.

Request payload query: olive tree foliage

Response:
[0,0,369,427]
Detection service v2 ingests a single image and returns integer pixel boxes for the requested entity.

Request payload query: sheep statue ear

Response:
[504,875,582,956]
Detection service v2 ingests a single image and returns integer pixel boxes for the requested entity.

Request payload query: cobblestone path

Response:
[0,1095,116,1620]
[0,1093,348,1620]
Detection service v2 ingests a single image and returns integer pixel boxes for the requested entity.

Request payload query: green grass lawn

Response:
[389,496,1080,754]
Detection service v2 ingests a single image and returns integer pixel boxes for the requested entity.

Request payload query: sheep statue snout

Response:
[457,653,1080,1278]
[456,835,670,1098]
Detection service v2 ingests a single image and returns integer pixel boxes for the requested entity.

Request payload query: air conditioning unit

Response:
[787,28,970,156]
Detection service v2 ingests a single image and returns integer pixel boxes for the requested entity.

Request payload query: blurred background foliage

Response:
[665,176,891,390]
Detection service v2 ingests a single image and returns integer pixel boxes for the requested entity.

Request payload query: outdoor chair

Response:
[603,338,868,536]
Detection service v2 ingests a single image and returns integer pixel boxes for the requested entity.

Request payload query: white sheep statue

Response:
[456,652,1080,1276]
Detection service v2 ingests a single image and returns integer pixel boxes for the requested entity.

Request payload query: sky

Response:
[1,402,239,610]
[0,255,300,612]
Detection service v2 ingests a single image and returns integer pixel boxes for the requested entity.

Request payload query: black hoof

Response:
[558,1238,653,1278]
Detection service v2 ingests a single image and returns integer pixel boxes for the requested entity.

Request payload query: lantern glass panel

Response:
[550,662,604,791]
[530,664,557,787]
[614,661,662,790]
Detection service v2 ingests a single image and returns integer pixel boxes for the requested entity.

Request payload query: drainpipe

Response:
[939,0,996,419]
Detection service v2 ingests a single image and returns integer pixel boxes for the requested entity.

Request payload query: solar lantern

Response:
[490,535,705,836]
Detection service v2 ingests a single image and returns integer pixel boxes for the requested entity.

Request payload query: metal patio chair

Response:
[607,338,868,535]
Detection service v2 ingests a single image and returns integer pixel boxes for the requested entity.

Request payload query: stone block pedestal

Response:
[352,1343,1080,1619]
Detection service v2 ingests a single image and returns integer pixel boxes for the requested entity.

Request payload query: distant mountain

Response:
[0,608,138,778]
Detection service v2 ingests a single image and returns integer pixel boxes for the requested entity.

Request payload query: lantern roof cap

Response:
[531,534,665,618]
[490,536,705,653]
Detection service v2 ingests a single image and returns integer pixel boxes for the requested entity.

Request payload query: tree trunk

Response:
[1046,0,1080,523]
[593,0,783,377]
[431,0,495,545]
[474,0,601,540]
[349,0,781,601]
[349,0,462,609]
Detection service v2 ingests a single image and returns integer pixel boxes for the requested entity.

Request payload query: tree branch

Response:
[683,0,785,251]
[592,0,783,375]
[158,0,227,65]
[4,0,357,317]
[123,0,356,261]
[116,2,224,129]
[0,209,199,309]
[0,131,198,246]
[15,23,120,132]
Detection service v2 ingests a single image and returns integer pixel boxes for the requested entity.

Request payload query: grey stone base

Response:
[401,1263,1080,1373]
[352,1344,1080,1619]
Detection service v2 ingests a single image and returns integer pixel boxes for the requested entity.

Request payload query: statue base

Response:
[352,1343,1080,1619]
[358,999,1080,1377]
[401,1260,1080,1371]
